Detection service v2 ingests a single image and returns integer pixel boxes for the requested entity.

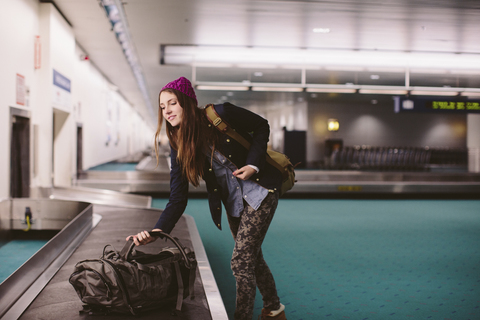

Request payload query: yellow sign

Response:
[429,101,480,111]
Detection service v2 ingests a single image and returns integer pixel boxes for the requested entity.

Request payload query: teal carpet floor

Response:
[0,240,48,284]
[88,162,138,171]
[152,198,480,320]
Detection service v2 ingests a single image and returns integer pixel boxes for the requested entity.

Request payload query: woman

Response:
[128,77,287,320]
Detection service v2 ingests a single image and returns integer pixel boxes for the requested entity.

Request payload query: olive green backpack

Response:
[205,104,296,196]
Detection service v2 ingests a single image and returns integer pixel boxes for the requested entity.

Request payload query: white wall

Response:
[0,0,40,198]
[467,114,480,172]
[467,114,480,148]
[0,0,153,198]
[72,42,153,171]
[47,3,75,187]
[74,54,137,170]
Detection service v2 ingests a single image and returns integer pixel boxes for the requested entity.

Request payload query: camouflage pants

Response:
[227,192,281,320]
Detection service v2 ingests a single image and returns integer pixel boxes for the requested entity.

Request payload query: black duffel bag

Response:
[69,231,197,315]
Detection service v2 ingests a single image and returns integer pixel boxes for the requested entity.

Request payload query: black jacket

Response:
[153,103,282,233]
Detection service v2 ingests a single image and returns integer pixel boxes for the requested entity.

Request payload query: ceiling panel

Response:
[52,0,480,128]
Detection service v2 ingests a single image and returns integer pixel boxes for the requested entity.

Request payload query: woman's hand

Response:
[126,228,162,246]
[233,165,256,181]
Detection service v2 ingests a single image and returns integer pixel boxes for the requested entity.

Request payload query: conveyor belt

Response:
[75,154,480,195]
[17,205,227,320]
[31,186,152,208]
[76,169,480,195]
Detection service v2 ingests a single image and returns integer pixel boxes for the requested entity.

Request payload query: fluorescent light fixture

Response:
[299,65,322,70]
[324,66,365,72]
[252,87,304,92]
[461,91,480,97]
[359,89,408,95]
[192,77,473,96]
[161,45,480,70]
[306,88,357,93]
[196,85,249,91]
[367,67,405,73]
[313,28,331,33]
[451,69,480,75]
[410,90,459,96]
[281,64,311,70]
[410,68,448,74]
[237,64,278,69]
[194,62,234,68]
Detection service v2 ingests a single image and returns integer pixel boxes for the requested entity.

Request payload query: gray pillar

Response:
[467,114,480,172]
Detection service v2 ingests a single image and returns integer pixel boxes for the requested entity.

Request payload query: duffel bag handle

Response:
[121,231,194,269]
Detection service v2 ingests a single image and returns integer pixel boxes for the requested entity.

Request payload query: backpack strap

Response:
[204,104,287,178]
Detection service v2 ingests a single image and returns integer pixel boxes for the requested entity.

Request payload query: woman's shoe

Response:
[258,303,286,320]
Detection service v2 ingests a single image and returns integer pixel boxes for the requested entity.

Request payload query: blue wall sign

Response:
[53,69,71,92]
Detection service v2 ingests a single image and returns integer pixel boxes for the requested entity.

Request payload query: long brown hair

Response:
[154,88,218,187]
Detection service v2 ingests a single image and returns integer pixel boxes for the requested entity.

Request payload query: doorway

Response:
[76,125,83,178]
[52,108,70,186]
[10,108,31,198]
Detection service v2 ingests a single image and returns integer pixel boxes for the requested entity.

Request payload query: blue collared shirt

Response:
[208,149,268,217]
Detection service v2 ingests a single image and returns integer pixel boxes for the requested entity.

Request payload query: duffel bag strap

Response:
[174,261,184,311]
[119,239,136,261]
[189,265,196,300]
[102,244,120,259]
[149,232,194,268]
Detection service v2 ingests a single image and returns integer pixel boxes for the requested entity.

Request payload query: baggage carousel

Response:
[0,197,228,320]
[77,168,480,197]
[75,152,480,197]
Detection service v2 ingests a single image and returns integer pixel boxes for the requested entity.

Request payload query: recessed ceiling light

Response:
[359,89,408,95]
[306,88,357,94]
[252,87,304,92]
[410,90,459,96]
[254,72,263,77]
[196,85,249,91]
[370,74,380,80]
[313,28,330,33]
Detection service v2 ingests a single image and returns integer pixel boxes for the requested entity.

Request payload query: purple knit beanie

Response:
[161,77,197,104]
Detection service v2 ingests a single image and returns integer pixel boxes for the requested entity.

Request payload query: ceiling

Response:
[51,0,480,128]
